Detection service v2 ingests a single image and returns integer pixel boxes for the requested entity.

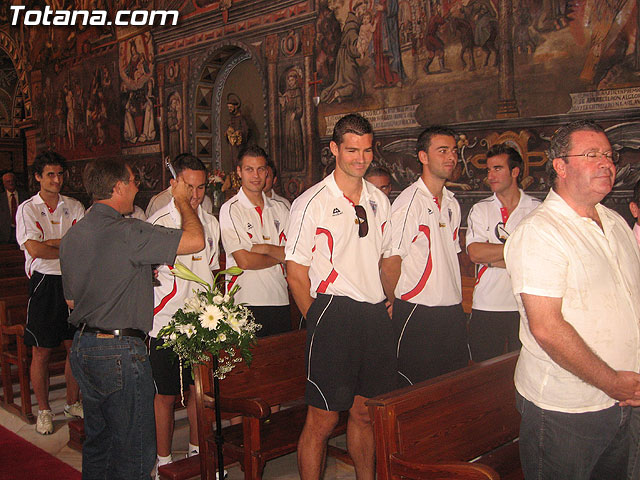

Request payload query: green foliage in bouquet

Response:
[157,261,261,379]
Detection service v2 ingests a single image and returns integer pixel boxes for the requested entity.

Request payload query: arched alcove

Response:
[189,41,268,173]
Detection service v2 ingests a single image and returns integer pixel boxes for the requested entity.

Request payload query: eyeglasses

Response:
[560,151,620,164]
[128,177,141,187]
[354,205,368,238]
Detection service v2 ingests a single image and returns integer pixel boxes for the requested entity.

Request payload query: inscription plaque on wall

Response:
[569,87,640,113]
[324,105,420,136]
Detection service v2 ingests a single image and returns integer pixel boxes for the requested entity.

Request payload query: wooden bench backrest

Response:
[369,352,519,468]
[197,328,307,409]
[0,295,29,328]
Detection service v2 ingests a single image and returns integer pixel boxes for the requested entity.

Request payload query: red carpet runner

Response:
[0,424,81,479]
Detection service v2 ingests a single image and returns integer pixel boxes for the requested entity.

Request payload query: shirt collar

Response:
[237,186,271,209]
[416,177,455,205]
[545,188,612,231]
[34,192,64,208]
[324,172,372,204]
[168,198,203,224]
[92,202,122,218]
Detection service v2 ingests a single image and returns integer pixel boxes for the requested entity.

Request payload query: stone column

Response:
[302,24,315,188]
[265,34,279,168]
[496,0,519,118]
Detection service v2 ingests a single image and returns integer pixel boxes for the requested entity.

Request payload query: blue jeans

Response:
[516,391,630,480]
[70,330,156,480]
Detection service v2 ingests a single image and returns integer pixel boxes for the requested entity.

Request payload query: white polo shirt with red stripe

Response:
[148,200,220,337]
[466,190,540,311]
[219,187,289,306]
[389,178,461,306]
[285,173,391,304]
[16,193,85,277]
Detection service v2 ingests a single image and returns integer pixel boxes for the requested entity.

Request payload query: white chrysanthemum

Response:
[184,295,204,314]
[212,295,224,305]
[177,324,196,338]
[199,304,224,331]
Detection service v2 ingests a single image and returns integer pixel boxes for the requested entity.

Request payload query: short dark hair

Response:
[365,165,391,180]
[416,126,456,156]
[172,153,206,176]
[83,159,130,201]
[237,144,268,168]
[486,143,524,182]
[546,120,606,187]
[331,114,373,146]
[266,158,278,178]
[33,151,66,177]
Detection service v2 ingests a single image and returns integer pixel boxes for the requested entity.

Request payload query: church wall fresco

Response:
[2,0,640,215]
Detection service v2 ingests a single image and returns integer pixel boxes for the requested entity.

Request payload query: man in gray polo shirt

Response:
[60,159,204,480]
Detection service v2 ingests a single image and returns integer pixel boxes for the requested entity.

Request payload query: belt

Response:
[80,324,147,340]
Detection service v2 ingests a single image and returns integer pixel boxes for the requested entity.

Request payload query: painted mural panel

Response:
[315,0,640,126]
[39,53,121,159]
[119,32,160,154]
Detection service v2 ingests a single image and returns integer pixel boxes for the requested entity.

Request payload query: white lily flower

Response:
[213,295,224,305]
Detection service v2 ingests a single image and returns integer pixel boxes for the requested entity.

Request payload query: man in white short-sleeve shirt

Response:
[504,120,640,479]
[219,145,290,337]
[466,144,540,362]
[286,114,396,480]
[381,126,469,386]
[147,154,221,475]
[146,185,213,218]
[16,151,85,435]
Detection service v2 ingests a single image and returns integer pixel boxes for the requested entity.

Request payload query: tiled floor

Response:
[0,374,356,479]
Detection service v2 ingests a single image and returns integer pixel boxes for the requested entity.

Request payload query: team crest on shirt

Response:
[41,211,46,216]
[369,200,377,215]
[208,237,214,249]
[247,222,253,229]
[274,219,280,231]
[64,209,69,216]
[428,208,433,215]
[332,208,342,216]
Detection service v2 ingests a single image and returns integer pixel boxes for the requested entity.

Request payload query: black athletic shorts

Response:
[24,272,76,348]
[246,304,291,338]
[393,299,470,386]
[468,309,521,363]
[304,294,397,412]
[149,337,194,395]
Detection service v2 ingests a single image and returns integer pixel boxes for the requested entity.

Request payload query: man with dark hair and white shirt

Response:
[220,145,290,337]
[16,151,85,435]
[466,144,540,361]
[287,113,396,480]
[381,126,469,387]
[147,153,220,476]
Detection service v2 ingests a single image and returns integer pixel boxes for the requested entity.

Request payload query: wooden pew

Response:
[367,352,521,480]
[160,329,349,480]
[0,294,67,423]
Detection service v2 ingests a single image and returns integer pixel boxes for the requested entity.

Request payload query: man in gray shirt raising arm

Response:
[60,159,204,480]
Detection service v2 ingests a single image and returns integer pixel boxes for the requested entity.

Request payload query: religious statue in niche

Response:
[166,91,183,159]
[279,68,305,172]
[225,93,250,163]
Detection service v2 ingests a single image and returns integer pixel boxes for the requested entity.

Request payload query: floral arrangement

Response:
[157,261,261,380]
[208,169,227,192]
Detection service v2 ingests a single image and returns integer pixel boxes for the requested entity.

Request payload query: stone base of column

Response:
[497,99,519,118]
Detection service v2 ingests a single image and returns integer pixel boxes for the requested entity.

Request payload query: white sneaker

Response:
[64,401,84,419]
[36,409,54,435]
